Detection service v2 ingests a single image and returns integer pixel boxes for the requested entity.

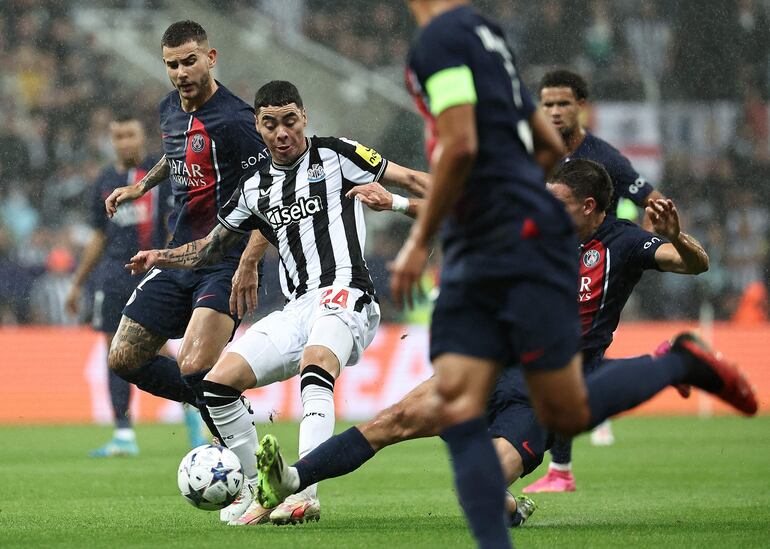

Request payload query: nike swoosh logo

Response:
[522,441,536,458]
[196,293,217,303]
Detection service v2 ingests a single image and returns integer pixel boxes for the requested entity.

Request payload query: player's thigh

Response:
[433,353,501,423]
[177,307,235,376]
[302,314,355,379]
[524,352,589,436]
[361,376,444,450]
[205,352,257,393]
[109,315,167,374]
[227,309,305,388]
[492,437,524,486]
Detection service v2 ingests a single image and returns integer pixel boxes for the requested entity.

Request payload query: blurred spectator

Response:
[29,246,79,325]
[725,189,769,293]
[522,0,581,67]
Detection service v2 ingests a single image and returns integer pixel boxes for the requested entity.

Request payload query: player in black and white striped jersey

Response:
[126,80,430,525]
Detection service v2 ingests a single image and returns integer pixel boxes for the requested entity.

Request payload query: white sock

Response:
[203,381,259,480]
[298,366,336,500]
[114,428,135,441]
[549,461,572,473]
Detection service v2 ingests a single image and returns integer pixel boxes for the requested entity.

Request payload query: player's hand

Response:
[65,284,81,315]
[230,261,259,319]
[346,183,392,211]
[389,235,427,310]
[105,185,144,218]
[125,250,160,275]
[646,199,680,241]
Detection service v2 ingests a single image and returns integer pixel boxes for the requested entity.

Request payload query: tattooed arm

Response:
[125,223,243,274]
[106,155,170,218]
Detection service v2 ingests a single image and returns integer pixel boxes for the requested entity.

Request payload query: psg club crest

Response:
[583,249,601,268]
[190,134,206,153]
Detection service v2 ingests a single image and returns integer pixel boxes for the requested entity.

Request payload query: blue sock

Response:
[442,417,511,549]
[118,355,196,406]
[182,371,221,441]
[108,367,132,429]
[586,354,688,429]
[294,427,375,492]
[549,434,572,465]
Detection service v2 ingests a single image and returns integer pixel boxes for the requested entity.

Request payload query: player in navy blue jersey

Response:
[101,21,270,520]
[384,3,757,547]
[529,69,668,491]
[253,159,757,533]
[66,112,206,457]
[539,69,665,227]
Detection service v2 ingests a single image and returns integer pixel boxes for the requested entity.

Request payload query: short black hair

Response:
[539,69,589,101]
[161,20,208,48]
[254,80,303,113]
[111,108,140,124]
[547,158,613,212]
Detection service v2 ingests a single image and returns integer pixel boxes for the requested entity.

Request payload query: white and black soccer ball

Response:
[177,444,244,511]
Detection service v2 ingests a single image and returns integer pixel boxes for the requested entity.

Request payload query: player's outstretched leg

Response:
[90,369,139,457]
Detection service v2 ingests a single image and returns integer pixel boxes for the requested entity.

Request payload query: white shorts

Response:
[228,286,380,387]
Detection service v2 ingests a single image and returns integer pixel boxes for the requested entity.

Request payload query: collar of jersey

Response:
[271,137,311,172]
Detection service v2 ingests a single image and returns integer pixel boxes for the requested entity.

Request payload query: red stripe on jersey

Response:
[578,240,608,336]
[131,168,155,250]
[185,117,218,239]
[405,67,438,164]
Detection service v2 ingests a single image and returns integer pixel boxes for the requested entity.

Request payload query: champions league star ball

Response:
[177,445,244,511]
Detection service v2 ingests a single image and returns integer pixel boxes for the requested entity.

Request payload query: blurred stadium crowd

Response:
[1,0,770,326]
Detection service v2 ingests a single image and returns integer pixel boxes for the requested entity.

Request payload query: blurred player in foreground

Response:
[255,159,757,530]
[527,68,668,491]
[125,80,429,525]
[103,20,270,497]
[66,112,206,457]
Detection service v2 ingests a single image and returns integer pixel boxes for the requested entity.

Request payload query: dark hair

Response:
[111,108,140,124]
[547,158,613,212]
[161,20,208,48]
[539,69,589,101]
[254,80,303,113]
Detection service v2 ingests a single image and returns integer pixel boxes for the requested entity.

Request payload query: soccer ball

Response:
[177,444,244,511]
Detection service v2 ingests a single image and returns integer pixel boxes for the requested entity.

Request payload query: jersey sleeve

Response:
[334,137,389,184]
[627,226,669,271]
[229,108,271,177]
[606,151,654,207]
[217,176,272,235]
[412,22,477,117]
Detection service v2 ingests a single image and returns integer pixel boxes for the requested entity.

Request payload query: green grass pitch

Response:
[1,417,768,548]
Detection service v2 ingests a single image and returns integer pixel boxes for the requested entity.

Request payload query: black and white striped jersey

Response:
[217,136,388,301]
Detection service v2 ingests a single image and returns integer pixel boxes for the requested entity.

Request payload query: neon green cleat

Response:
[255,435,293,509]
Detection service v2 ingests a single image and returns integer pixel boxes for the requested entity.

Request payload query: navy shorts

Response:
[486,368,553,477]
[430,277,580,372]
[122,263,239,340]
[92,282,135,334]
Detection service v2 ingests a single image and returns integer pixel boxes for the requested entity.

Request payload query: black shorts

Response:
[92,282,134,334]
[122,263,240,340]
[430,276,580,372]
[486,368,553,477]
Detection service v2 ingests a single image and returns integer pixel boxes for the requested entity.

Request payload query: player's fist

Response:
[389,234,428,310]
[105,185,144,218]
[125,250,160,275]
[346,182,392,211]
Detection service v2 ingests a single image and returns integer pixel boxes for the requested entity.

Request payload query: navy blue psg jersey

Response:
[406,5,573,282]
[579,216,667,353]
[568,131,654,216]
[159,82,269,260]
[91,156,172,285]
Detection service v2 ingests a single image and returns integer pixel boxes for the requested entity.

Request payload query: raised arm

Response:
[380,161,431,198]
[106,155,170,217]
[125,223,242,274]
[648,198,709,275]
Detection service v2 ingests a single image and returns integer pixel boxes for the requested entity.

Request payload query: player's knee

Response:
[300,345,340,379]
[177,349,213,377]
[107,340,136,377]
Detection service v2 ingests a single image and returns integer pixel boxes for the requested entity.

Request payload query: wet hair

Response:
[547,158,613,212]
[539,69,589,101]
[161,20,208,48]
[254,80,304,113]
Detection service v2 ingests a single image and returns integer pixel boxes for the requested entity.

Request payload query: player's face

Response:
[162,41,216,103]
[257,104,308,165]
[540,87,584,137]
[547,182,591,236]
[110,120,145,166]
